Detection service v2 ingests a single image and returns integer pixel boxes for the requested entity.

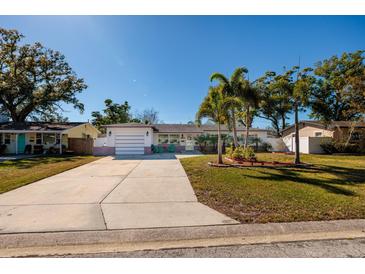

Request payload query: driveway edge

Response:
[1,219,365,257]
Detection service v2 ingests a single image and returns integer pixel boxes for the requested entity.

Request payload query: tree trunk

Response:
[345,121,357,147]
[244,106,250,148]
[281,115,286,130]
[273,120,281,137]
[8,102,34,123]
[217,123,223,164]
[231,110,239,148]
[294,102,300,165]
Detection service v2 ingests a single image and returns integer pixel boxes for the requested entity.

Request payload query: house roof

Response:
[199,124,269,132]
[104,123,155,129]
[152,124,203,133]
[103,123,269,133]
[281,120,365,136]
[104,123,271,133]
[153,124,268,133]
[0,122,87,132]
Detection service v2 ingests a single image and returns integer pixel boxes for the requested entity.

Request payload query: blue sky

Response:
[0,16,364,128]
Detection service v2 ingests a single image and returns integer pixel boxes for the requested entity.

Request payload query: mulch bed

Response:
[208,157,302,168]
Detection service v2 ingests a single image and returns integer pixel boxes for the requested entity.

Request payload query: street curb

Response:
[1,219,365,257]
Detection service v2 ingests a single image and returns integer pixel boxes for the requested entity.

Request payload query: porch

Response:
[0,131,68,155]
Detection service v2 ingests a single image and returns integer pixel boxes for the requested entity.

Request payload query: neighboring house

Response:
[0,122,100,155]
[281,120,365,154]
[93,123,279,155]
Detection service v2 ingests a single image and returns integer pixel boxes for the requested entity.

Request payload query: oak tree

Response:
[0,28,86,123]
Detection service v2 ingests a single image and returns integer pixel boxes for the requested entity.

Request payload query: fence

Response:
[68,138,94,155]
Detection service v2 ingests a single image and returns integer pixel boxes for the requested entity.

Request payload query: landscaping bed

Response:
[208,157,297,167]
[0,155,100,194]
[180,153,365,223]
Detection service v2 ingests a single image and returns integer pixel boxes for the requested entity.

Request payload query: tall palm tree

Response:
[196,85,240,164]
[238,80,260,148]
[210,67,248,148]
[274,67,314,164]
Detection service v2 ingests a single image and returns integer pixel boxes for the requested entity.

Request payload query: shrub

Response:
[244,146,256,160]
[228,146,256,161]
[232,146,245,161]
[320,141,336,154]
[320,140,360,154]
[335,142,360,153]
[225,146,234,158]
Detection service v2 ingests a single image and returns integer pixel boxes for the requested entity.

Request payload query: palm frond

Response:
[210,73,229,84]
[230,67,248,84]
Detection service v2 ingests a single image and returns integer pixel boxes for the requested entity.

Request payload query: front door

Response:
[17,133,26,154]
[185,136,194,151]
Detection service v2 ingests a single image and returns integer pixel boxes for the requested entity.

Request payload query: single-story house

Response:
[0,122,100,155]
[282,120,365,154]
[93,123,279,155]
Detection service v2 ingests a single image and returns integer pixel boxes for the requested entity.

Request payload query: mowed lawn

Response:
[180,153,365,223]
[0,155,100,194]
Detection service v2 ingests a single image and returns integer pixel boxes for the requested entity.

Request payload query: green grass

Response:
[0,155,100,194]
[180,153,365,223]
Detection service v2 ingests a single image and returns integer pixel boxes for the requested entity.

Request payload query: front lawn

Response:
[180,153,365,223]
[0,155,100,194]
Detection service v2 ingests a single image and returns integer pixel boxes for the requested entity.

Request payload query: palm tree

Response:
[274,67,314,164]
[238,80,260,148]
[210,67,248,148]
[196,85,240,164]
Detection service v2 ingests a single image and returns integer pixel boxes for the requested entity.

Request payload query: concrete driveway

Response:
[0,155,237,233]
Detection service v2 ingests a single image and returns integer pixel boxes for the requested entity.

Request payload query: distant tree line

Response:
[91,99,161,132]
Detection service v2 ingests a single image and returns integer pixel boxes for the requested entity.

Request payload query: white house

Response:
[282,120,365,154]
[93,123,280,155]
[282,120,336,154]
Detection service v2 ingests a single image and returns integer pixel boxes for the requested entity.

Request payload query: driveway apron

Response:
[0,155,237,233]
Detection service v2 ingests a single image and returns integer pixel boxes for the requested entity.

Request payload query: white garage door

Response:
[115,134,145,155]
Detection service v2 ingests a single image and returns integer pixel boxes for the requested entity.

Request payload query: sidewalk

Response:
[1,219,364,257]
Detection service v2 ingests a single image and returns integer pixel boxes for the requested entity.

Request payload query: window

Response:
[43,133,56,145]
[351,132,361,141]
[180,134,186,144]
[4,133,11,144]
[29,134,35,143]
[248,134,258,140]
[169,134,179,144]
[158,134,169,144]
[314,132,322,137]
[36,133,42,144]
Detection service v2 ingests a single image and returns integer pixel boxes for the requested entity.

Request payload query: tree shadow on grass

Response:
[299,164,365,184]
[243,164,364,196]
[0,155,82,169]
